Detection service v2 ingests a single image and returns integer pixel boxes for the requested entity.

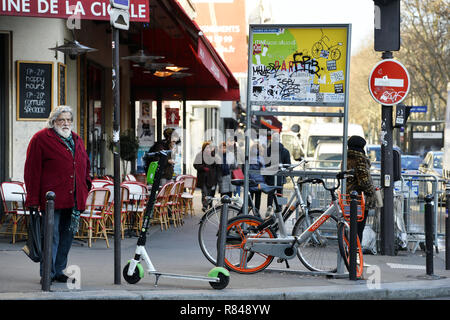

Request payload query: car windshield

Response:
[317,154,341,168]
[308,136,342,157]
[402,156,422,170]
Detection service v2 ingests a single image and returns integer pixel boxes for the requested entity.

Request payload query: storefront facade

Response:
[0,0,240,184]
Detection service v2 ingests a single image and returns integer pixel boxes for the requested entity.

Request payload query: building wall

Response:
[0,17,71,181]
[0,17,132,181]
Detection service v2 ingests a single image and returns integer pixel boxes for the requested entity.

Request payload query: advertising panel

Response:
[249,25,351,106]
[193,0,247,74]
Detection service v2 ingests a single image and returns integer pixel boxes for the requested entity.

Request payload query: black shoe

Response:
[53,274,75,284]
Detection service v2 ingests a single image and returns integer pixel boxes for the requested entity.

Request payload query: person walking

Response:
[249,142,266,212]
[143,128,178,186]
[346,135,377,242]
[194,141,220,211]
[218,140,239,198]
[265,132,291,208]
[24,105,92,284]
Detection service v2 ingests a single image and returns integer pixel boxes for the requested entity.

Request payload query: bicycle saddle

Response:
[231,179,257,187]
[258,183,283,194]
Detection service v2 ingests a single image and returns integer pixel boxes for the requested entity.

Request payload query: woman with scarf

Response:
[346,135,377,242]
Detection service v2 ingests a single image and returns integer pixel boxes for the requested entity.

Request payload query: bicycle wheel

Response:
[337,222,364,278]
[198,204,241,265]
[292,210,339,273]
[224,215,275,274]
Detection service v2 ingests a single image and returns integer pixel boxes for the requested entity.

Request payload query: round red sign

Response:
[368,59,410,106]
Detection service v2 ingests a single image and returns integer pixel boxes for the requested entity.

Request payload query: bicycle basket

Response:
[337,192,365,222]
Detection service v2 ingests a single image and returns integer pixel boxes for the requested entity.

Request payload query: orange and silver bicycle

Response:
[222,169,364,277]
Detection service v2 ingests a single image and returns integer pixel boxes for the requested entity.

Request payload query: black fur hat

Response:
[348,135,366,153]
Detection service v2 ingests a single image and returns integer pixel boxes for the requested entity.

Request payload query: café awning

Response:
[128,0,240,101]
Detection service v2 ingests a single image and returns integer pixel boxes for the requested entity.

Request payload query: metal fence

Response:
[282,169,447,253]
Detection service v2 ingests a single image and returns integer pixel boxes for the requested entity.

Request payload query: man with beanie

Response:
[346,135,377,242]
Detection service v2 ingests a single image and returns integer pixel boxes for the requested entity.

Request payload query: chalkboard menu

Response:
[16,61,53,120]
[58,63,66,106]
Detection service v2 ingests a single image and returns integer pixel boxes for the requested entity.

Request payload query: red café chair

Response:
[152,182,173,231]
[167,180,184,227]
[76,188,110,248]
[0,181,28,244]
[179,175,197,217]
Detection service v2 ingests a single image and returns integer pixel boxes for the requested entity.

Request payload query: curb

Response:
[1,278,450,300]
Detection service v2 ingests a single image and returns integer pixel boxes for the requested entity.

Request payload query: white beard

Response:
[54,124,72,138]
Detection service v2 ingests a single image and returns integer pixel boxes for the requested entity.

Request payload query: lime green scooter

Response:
[122,150,230,289]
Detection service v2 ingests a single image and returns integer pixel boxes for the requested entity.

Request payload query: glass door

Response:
[86,61,105,177]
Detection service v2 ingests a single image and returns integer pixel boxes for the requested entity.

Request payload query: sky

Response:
[247,0,375,54]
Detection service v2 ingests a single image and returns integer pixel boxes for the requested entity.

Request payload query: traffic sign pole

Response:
[110,0,130,285]
[380,51,394,256]
[112,25,121,285]
[380,102,395,256]
[368,49,410,256]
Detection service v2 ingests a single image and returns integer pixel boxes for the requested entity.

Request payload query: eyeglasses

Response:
[56,118,73,124]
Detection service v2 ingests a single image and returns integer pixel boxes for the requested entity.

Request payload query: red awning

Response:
[129,0,240,101]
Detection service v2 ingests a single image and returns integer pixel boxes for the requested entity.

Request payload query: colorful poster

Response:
[193,0,247,74]
[249,25,350,106]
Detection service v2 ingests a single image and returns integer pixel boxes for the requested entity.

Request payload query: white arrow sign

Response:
[374,76,404,87]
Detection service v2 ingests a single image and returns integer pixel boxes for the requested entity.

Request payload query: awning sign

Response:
[198,39,228,91]
[0,0,149,21]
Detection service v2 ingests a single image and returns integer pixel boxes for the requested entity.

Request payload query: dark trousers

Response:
[201,185,216,210]
[40,209,74,278]
[267,187,283,207]
[250,191,261,212]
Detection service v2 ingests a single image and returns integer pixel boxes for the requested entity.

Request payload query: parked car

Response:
[401,155,422,174]
[367,144,402,172]
[313,142,342,169]
[419,150,445,205]
[419,151,443,177]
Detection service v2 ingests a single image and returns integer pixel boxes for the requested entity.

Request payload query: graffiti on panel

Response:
[250,27,349,105]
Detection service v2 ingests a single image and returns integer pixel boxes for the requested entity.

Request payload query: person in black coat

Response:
[143,128,178,186]
[194,141,220,212]
[265,132,291,207]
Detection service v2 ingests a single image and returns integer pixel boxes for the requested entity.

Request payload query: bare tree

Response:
[347,0,448,142]
[398,0,449,121]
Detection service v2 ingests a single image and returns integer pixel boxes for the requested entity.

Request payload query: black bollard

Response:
[42,191,55,291]
[349,191,358,280]
[424,194,434,276]
[446,184,450,270]
[216,195,231,268]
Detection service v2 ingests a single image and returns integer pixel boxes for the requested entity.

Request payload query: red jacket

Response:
[24,128,92,211]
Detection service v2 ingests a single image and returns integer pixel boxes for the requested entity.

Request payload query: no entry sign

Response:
[368,59,410,106]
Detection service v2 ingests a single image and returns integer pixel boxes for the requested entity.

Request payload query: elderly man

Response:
[24,105,92,284]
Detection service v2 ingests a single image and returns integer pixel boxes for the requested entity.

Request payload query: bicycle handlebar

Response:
[299,169,355,192]
[276,159,308,172]
[144,150,172,158]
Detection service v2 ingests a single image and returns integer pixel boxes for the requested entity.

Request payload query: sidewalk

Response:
[0,191,449,300]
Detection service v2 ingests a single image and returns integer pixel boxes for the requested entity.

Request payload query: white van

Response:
[314,142,343,169]
[304,123,365,161]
